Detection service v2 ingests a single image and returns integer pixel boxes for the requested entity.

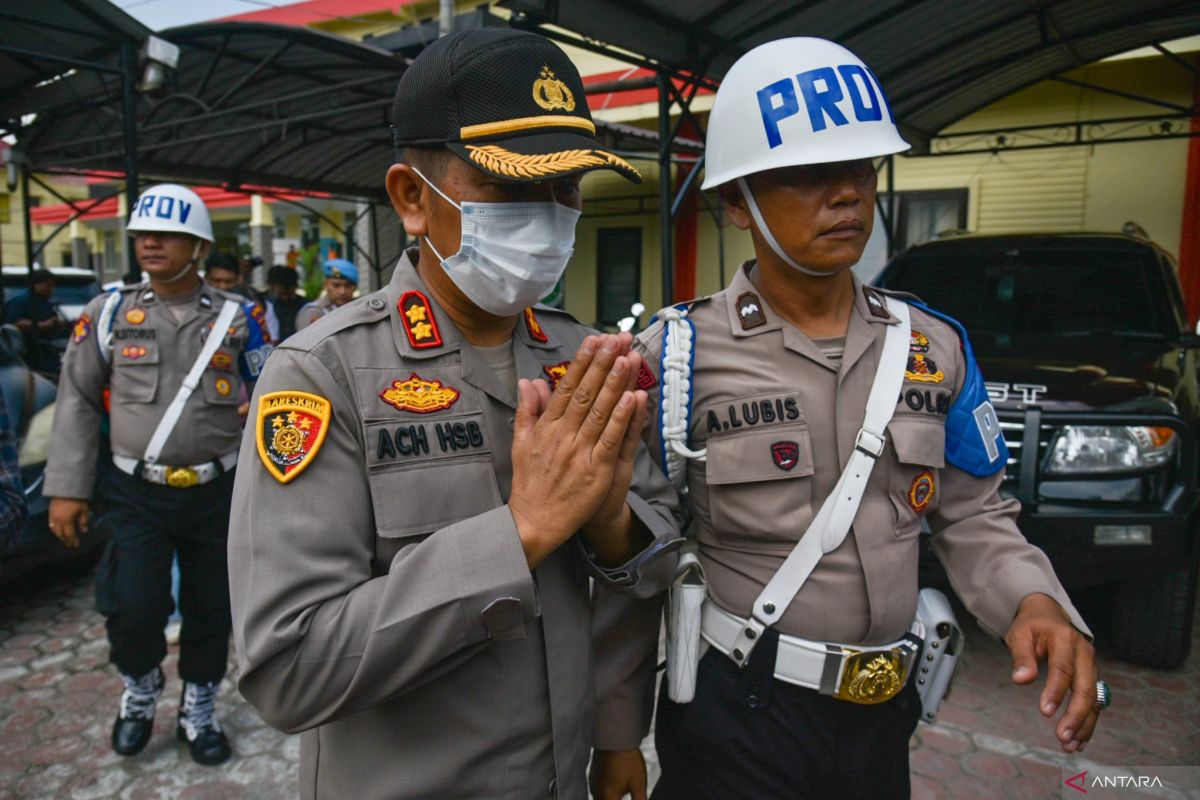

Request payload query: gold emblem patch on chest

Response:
[379,373,460,414]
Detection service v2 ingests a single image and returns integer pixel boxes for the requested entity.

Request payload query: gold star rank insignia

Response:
[398,290,443,349]
[256,391,332,484]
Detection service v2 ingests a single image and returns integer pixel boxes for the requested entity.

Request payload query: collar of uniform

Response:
[386,248,464,360]
[853,277,901,326]
[515,307,557,350]
[724,261,784,338]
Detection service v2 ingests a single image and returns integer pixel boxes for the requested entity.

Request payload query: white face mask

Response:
[412,165,581,317]
[736,177,831,278]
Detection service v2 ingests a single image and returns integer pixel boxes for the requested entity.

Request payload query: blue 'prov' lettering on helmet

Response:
[135,194,192,224]
[909,301,1009,477]
[756,65,897,148]
[757,78,800,149]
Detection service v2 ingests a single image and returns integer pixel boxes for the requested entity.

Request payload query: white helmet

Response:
[701,38,910,189]
[126,183,213,242]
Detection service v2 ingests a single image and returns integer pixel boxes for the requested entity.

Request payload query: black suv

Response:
[878,233,1200,669]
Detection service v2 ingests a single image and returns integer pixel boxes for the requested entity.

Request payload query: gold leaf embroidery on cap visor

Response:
[465,144,641,180]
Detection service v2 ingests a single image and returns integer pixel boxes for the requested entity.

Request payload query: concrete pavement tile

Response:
[973,731,1030,758]
[912,774,951,800]
[1,649,40,666]
[20,668,68,690]
[27,735,89,765]
[3,707,51,735]
[962,751,1021,781]
[4,634,45,649]
[176,782,246,800]
[938,704,982,729]
[43,710,94,739]
[15,762,78,795]
[911,747,962,780]
[29,650,72,671]
[918,725,974,754]
[36,635,78,654]
[232,725,288,757]
[67,766,131,800]
[1003,775,1057,800]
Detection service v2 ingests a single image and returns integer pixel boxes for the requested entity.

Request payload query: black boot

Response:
[111,666,164,756]
[176,680,232,765]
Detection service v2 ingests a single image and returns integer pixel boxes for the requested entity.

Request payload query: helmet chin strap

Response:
[157,240,203,284]
[737,177,833,279]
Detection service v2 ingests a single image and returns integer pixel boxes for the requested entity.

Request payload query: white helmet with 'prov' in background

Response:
[701,37,911,190]
[126,183,214,242]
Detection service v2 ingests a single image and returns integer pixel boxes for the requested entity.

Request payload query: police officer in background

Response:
[45,184,272,765]
[228,29,680,799]
[591,39,1103,800]
[294,258,358,330]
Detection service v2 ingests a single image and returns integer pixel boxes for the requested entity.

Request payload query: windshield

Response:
[878,246,1169,356]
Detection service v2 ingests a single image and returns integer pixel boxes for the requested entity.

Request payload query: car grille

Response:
[999,417,1056,484]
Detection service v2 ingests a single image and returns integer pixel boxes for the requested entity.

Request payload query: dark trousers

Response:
[94,468,235,684]
[653,634,922,800]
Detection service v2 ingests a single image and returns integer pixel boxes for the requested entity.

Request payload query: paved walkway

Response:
[0,564,1196,799]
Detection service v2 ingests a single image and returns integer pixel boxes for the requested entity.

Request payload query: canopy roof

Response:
[5,18,685,202]
[0,0,151,101]
[506,0,1200,152]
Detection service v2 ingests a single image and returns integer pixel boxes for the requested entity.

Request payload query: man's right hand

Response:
[589,748,648,800]
[509,333,644,569]
[48,498,90,548]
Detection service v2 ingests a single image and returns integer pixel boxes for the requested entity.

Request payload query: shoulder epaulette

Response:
[281,291,390,351]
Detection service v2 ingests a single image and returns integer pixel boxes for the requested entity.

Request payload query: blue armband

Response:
[910,303,1008,477]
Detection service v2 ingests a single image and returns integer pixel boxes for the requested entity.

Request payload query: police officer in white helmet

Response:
[591,38,1104,800]
[45,183,272,765]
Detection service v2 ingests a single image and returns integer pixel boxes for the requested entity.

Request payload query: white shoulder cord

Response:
[660,306,706,487]
[97,290,123,364]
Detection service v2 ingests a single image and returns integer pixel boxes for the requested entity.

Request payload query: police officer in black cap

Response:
[229,28,680,800]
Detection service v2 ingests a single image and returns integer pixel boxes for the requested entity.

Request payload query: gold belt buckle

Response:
[165,466,200,489]
[833,648,912,705]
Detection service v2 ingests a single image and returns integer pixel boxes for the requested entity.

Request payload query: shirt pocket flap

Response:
[704,425,814,485]
[888,418,945,468]
[369,455,502,538]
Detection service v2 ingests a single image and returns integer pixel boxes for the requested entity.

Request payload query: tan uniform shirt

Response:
[44,282,272,500]
[635,262,1089,646]
[228,250,680,800]
[294,296,337,331]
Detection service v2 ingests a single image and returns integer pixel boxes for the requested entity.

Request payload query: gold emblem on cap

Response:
[532,65,575,112]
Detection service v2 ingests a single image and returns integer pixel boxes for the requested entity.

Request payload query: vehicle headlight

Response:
[17,402,55,468]
[1045,425,1177,475]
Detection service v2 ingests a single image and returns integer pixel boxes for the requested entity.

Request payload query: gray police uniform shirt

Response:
[228,249,681,800]
[636,261,1089,646]
[44,281,272,500]
[294,296,338,331]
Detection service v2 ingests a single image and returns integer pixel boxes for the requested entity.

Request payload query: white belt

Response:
[112,451,239,488]
[701,600,922,704]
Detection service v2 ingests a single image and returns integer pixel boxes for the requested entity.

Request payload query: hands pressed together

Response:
[508,332,649,569]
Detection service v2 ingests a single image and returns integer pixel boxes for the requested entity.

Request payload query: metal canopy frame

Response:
[0,0,151,285]
[503,0,1200,290]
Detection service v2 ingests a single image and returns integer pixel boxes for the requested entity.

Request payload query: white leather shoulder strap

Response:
[143,299,240,465]
[726,297,912,665]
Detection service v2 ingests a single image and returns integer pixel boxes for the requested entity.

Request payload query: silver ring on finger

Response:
[1094,679,1112,711]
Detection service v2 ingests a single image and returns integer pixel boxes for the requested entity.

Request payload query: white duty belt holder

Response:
[117,299,241,489]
